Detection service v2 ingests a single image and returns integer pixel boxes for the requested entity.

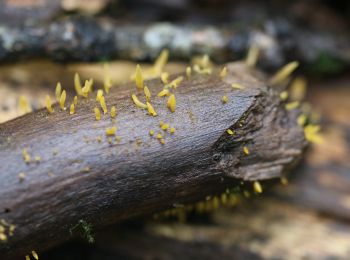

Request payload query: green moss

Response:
[70,219,95,244]
[309,52,344,75]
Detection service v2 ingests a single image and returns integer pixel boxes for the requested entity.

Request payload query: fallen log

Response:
[0,63,306,258]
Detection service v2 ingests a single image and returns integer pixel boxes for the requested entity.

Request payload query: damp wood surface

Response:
[0,62,305,258]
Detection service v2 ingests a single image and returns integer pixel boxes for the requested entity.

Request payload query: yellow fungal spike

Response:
[149,130,154,136]
[96,89,104,101]
[22,149,31,163]
[156,133,162,139]
[167,94,176,112]
[135,64,144,89]
[69,103,75,115]
[59,90,66,110]
[110,106,116,118]
[73,96,78,105]
[243,146,250,155]
[144,86,151,101]
[45,95,54,114]
[161,124,169,130]
[226,129,234,135]
[146,102,157,116]
[231,83,245,90]
[253,181,263,193]
[161,72,169,84]
[55,82,62,101]
[159,121,164,126]
[94,107,101,121]
[304,124,323,144]
[246,45,260,67]
[297,114,307,126]
[100,96,108,114]
[220,66,227,79]
[74,72,83,96]
[222,95,228,103]
[25,255,30,260]
[201,54,210,68]
[280,91,289,101]
[170,127,175,133]
[157,89,170,97]
[131,94,147,109]
[103,63,112,94]
[170,76,184,88]
[186,66,192,79]
[285,101,300,111]
[32,250,39,260]
[18,172,25,182]
[106,126,117,136]
[18,95,31,114]
[82,79,93,98]
[290,77,307,101]
[269,61,299,85]
[160,139,165,145]
[0,232,6,241]
[153,49,169,72]
[280,177,289,186]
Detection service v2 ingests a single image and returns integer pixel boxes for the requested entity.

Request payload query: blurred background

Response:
[0,0,349,259]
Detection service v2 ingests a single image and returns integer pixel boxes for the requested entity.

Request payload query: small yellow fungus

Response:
[144,86,151,101]
[0,232,6,241]
[253,181,263,193]
[280,177,289,186]
[96,89,104,101]
[32,250,39,260]
[243,146,250,155]
[22,149,31,163]
[280,91,289,101]
[34,156,41,163]
[110,106,116,118]
[222,95,228,103]
[96,136,102,142]
[18,172,25,182]
[94,107,101,121]
[156,133,162,139]
[106,126,117,136]
[146,102,157,116]
[297,114,307,126]
[285,101,300,110]
[170,127,175,133]
[25,255,30,260]
[170,76,184,88]
[167,94,176,112]
[220,67,227,79]
[226,129,234,135]
[55,82,62,101]
[131,94,147,109]
[59,90,66,110]
[186,66,192,78]
[231,83,245,90]
[304,124,323,144]
[70,103,75,115]
[45,95,54,114]
[99,96,108,114]
[103,63,112,94]
[160,139,165,145]
[157,89,170,97]
[161,72,169,84]
[245,45,260,67]
[161,124,169,130]
[81,79,93,98]
[135,64,144,89]
[73,96,78,105]
[149,130,154,136]
[153,49,169,73]
[74,72,83,96]
[269,61,299,85]
[19,95,31,114]
[290,77,307,101]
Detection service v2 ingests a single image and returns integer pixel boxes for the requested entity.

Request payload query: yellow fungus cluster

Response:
[106,126,117,136]
[304,124,323,144]
[0,219,16,242]
[22,149,31,164]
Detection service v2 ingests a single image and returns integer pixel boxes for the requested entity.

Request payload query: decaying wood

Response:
[0,63,306,258]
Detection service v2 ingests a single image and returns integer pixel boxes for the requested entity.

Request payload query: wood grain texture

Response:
[0,63,306,258]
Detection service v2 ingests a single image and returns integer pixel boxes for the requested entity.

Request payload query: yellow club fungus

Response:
[144,86,151,101]
[160,139,165,145]
[149,130,154,136]
[99,96,108,114]
[131,94,147,109]
[81,79,93,98]
[290,77,307,101]
[106,126,117,136]
[161,124,169,130]
[22,149,31,163]
[170,76,184,88]
[135,64,144,90]
[231,83,245,90]
[45,95,54,114]
[70,103,75,115]
[110,106,116,118]
[159,121,164,127]
[279,91,289,101]
[59,90,66,110]
[220,66,227,79]
[153,49,169,73]
[94,107,101,121]
[243,146,250,155]
[157,89,169,97]
[222,95,228,104]
[34,156,41,163]
[73,95,78,105]
[280,177,289,186]
[96,89,104,101]
[253,181,263,193]
[297,114,307,126]
[304,124,323,144]
[156,133,162,139]
[226,129,234,135]
[103,63,112,94]
[32,250,39,260]
[74,72,83,96]
[146,102,157,116]
[161,72,169,84]
[285,101,300,110]
[186,66,192,78]
[167,94,176,112]
[269,61,299,85]
[170,127,175,133]
[55,82,62,102]
[18,95,31,114]
[18,172,25,182]
[245,45,260,67]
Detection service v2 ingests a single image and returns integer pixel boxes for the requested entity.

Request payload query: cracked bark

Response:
[0,62,306,258]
